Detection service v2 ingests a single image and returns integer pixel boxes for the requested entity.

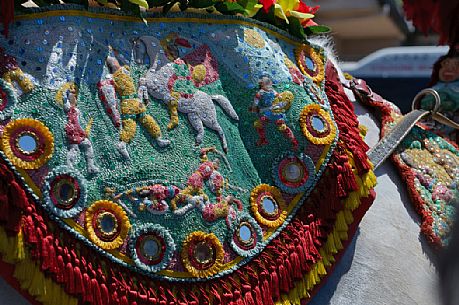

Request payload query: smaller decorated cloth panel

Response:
[353,80,458,249]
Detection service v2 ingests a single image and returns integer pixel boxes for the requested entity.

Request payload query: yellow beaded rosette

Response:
[250,184,288,228]
[299,104,337,145]
[85,200,131,250]
[1,118,54,169]
[181,231,224,278]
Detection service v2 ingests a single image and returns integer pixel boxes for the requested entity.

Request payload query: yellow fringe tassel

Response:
[325,234,338,255]
[319,249,331,268]
[333,229,344,250]
[344,209,354,225]
[317,260,327,276]
[335,211,348,232]
[0,227,78,305]
[343,191,361,211]
[15,228,25,261]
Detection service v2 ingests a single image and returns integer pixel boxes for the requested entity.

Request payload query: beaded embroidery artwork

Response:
[353,77,459,249]
[0,6,376,305]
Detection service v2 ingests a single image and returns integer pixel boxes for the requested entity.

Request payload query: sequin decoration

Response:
[299,104,337,145]
[42,166,87,218]
[1,118,54,169]
[229,213,263,257]
[295,44,324,84]
[85,200,131,250]
[397,134,458,247]
[129,224,175,273]
[243,28,265,49]
[0,79,18,121]
[250,184,287,228]
[181,231,224,278]
[272,152,316,194]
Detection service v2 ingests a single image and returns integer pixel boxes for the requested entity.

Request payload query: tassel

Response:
[277,261,290,294]
[270,265,280,301]
[288,245,302,280]
[242,284,255,305]
[344,209,354,225]
[335,211,348,232]
[9,180,29,211]
[300,278,309,300]
[252,284,263,305]
[0,183,9,223]
[305,230,320,261]
[342,160,358,193]
[138,291,148,305]
[344,191,360,211]
[325,234,337,255]
[147,286,159,305]
[47,236,58,274]
[120,295,129,305]
[30,227,43,259]
[188,290,200,305]
[91,275,103,305]
[260,271,274,305]
[111,285,121,305]
[13,258,28,284]
[100,283,109,305]
[165,287,179,305]
[65,258,75,293]
[317,260,327,276]
[56,252,65,283]
[198,287,211,305]
[319,249,331,268]
[15,227,25,260]
[73,265,84,295]
[244,268,263,305]
[41,236,50,270]
[287,286,300,305]
[306,269,315,291]
[284,255,293,289]
[29,263,45,296]
[334,167,347,199]
[83,271,93,303]
[313,265,320,283]
[295,240,307,272]
[223,292,233,305]
[158,286,168,305]
[233,290,244,305]
[352,149,371,174]
[333,229,344,250]
[210,286,222,305]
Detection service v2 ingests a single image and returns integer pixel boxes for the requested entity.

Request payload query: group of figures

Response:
[106,147,243,226]
[59,33,245,174]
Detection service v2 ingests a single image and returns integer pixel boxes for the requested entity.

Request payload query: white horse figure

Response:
[132,35,239,153]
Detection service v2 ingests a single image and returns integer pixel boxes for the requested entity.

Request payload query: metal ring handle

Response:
[411,88,441,112]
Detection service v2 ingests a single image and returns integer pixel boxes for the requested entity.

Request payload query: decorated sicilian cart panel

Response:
[8,0,459,304]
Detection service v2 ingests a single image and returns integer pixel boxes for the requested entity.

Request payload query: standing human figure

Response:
[250,76,298,149]
[64,87,99,174]
[105,50,170,159]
